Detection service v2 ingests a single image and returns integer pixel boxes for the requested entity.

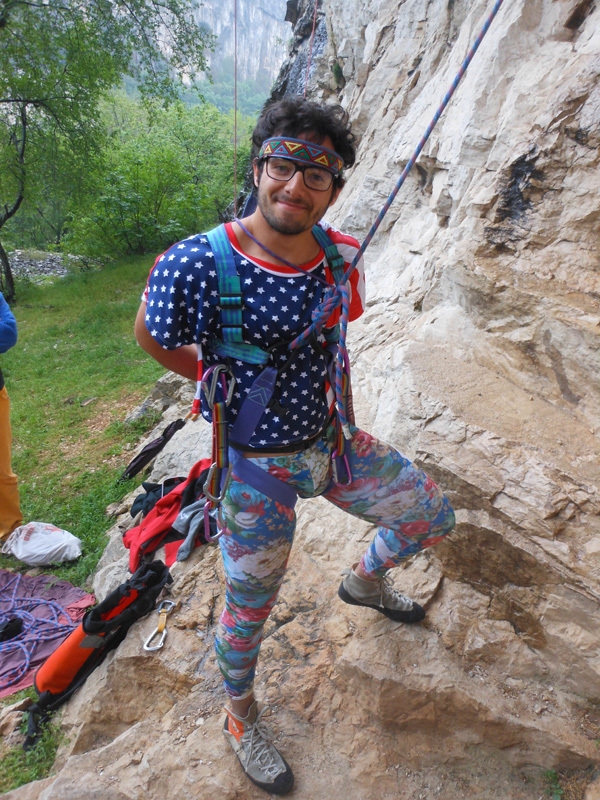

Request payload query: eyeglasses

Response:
[261,157,336,192]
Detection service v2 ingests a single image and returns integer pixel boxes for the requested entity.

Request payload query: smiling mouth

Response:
[276,198,309,212]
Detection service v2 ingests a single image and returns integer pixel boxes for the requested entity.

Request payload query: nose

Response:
[283,169,307,193]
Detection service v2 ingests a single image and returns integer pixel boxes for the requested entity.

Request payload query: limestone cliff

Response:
[194,0,290,81]
[4,1,600,798]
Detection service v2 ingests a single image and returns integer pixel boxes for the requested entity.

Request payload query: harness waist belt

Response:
[229,449,298,509]
[229,417,331,455]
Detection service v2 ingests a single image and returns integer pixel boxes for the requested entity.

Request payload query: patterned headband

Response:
[258,137,344,175]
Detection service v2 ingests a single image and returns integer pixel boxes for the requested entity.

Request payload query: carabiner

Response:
[203,462,233,504]
[143,600,176,652]
[203,501,225,542]
[201,364,236,410]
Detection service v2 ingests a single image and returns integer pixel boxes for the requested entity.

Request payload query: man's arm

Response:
[134,302,198,382]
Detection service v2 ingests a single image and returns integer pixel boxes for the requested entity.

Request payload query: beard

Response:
[257,184,322,236]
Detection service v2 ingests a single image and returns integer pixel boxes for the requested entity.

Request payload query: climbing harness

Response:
[196,0,505,527]
[197,221,353,531]
[143,599,177,652]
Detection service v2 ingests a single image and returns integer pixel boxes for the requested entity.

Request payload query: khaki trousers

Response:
[0,385,22,539]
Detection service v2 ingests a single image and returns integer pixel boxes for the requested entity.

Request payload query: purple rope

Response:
[0,574,77,690]
[288,282,351,432]
[234,218,332,288]
[343,0,505,283]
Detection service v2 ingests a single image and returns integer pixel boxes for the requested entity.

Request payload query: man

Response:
[135,97,455,796]
[0,291,22,539]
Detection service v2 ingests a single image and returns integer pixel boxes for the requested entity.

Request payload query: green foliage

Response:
[332,61,345,87]
[62,97,254,258]
[543,770,565,799]
[2,129,104,251]
[0,715,62,794]
[0,0,215,294]
[190,58,273,115]
[0,255,165,585]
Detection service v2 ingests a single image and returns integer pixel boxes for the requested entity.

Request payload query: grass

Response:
[0,689,63,794]
[0,257,168,793]
[1,256,165,586]
[543,769,591,800]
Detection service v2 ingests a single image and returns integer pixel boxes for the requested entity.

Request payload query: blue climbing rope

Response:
[343,0,506,283]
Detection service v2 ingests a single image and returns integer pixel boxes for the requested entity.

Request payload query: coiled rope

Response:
[0,573,77,691]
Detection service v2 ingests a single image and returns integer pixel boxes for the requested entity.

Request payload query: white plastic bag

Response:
[1,522,82,566]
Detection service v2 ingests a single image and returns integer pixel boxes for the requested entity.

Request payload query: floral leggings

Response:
[216,424,455,699]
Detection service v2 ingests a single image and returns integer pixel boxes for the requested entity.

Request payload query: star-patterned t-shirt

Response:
[143,221,365,449]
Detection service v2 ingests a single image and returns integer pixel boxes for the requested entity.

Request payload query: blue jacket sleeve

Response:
[0,292,18,353]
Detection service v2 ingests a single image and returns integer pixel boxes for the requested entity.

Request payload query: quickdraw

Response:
[201,364,236,540]
[143,599,177,652]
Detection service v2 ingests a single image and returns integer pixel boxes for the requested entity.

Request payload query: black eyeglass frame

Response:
[258,156,338,192]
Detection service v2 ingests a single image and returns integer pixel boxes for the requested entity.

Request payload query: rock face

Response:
[194,0,291,81]
[5,1,600,798]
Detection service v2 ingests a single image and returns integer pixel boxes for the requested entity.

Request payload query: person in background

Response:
[135,97,455,796]
[0,291,22,539]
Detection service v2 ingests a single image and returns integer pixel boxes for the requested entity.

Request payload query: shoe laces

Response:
[379,576,414,611]
[240,708,283,779]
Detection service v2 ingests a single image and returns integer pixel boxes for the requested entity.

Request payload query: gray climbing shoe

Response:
[338,564,426,623]
[223,701,294,795]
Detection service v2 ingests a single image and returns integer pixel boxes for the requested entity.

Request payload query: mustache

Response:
[272,191,310,210]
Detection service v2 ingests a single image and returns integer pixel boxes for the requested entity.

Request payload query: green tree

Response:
[191,58,273,115]
[63,99,253,258]
[0,0,215,299]
[2,127,102,251]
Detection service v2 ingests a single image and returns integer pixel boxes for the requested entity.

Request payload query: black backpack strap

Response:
[83,561,171,636]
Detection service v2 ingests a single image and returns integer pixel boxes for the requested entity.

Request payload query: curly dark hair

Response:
[252,97,356,187]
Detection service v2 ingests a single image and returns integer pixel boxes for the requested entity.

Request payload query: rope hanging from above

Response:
[233,0,239,216]
[304,0,320,97]
[342,0,506,283]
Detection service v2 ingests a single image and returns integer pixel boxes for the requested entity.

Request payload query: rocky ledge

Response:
[8,251,103,282]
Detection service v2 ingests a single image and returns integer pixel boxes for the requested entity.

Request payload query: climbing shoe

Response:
[223,701,294,795]
[338,564,426,623]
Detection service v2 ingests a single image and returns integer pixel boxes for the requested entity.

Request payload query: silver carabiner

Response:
[143,600,176,652]
[203,462,233,504]
[201,364,236,409]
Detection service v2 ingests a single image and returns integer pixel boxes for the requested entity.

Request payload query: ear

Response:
[252,159,261,188]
